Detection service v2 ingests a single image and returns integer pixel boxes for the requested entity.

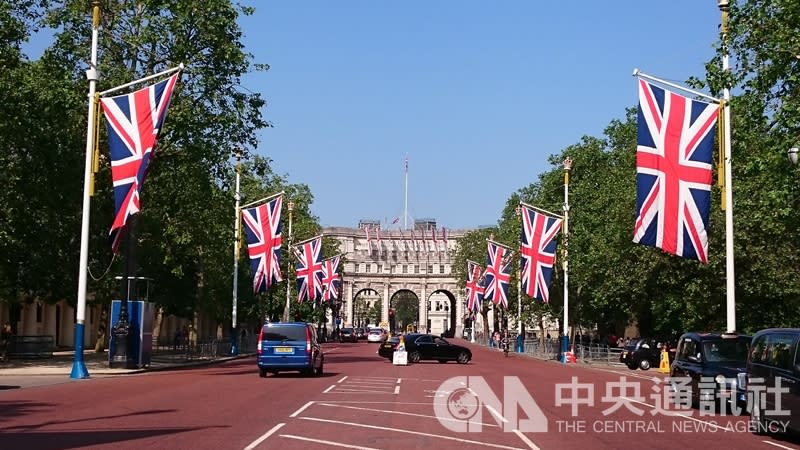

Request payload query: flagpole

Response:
[516,205,522,337]
[561,158,572,364]
[404,154,409,230]
[231,149,242,355]
[718,0,736,332]
[98,64,183,96]
[71,1,102,380]
[283,200,295,322]
[632,68,720,104]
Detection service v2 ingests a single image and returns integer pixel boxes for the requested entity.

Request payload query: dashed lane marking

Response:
[280,434,383,450]
[763,441,799,450]
[394,385,400,394]
[621,396,730,431]
[290,401,314,418]
[297,416,526,450]
[338,376,348,383]
[325,389,397,394]
[243,423,285,450]
[323,385,336,394]
[316,402,499,428]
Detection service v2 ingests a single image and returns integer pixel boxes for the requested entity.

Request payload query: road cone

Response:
[658,349,670,374]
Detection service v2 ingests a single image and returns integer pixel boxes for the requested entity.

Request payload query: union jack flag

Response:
[100,72,180,252]
[321,255,341,302]
[633,79,719,263]
[484,241,512,308]
[242,195,283,294]
[295,236,325,302]
[520,204,562,303]
[465,260,485,313]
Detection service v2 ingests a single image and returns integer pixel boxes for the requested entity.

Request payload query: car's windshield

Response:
[702,338,750,362]
[369,330,382,335]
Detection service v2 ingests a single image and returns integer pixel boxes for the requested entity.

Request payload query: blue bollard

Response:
[516,334,524,353]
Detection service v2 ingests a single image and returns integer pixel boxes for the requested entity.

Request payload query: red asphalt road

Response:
[1,340,799,450]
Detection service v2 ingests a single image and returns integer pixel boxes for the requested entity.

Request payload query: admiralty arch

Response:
[323,219,468,337]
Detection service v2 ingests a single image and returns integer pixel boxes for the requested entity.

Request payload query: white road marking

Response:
[319,401,449,405]
[338,376,348,383]
[289,401,314,418]
[338,381,398,387]
[589,367,663,381]
[326,389,398,394]
[317,402,499,428]
[397,377,402,384]
[280,434,382,450]
[243,423,285,450]
[394,385,400,394]
[485,404,508,423]
[512,430,542,450]
[323,385,336,393]
[762,441,798,450]
[297,416,526,450]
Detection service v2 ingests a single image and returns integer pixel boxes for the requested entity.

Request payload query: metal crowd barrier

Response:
[150,335,259,362]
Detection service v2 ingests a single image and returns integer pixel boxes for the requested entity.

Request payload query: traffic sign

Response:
[335,318,341,326]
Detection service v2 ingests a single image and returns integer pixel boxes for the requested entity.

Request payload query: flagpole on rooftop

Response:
[71,1,102,380]
[718,0,736,333]
[404,154,409,230]
[561,157,572,364]
[231,149,242,355]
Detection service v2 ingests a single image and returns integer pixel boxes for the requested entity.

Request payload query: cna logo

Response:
[434,376,548,433]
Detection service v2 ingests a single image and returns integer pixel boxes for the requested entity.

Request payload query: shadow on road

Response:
[0,426,222,450]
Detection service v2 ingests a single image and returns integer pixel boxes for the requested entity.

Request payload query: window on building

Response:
[439,264,445,274]
[366,264,371,274]
[402,265,408,274]
[414,265,419,274]
[427,265,433,274]
[377,264,383,273]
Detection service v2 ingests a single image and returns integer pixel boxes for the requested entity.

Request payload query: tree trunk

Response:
[153,306,164,345]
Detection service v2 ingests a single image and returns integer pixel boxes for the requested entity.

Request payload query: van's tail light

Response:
[306,327,312,353]
[257,327,263,355]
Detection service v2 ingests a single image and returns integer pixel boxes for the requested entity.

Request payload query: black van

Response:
[746,328,800,435]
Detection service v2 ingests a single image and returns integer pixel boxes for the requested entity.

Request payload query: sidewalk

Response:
[0,350,252,376]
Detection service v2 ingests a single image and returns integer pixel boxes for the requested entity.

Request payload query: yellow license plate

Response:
[274,347,294,353]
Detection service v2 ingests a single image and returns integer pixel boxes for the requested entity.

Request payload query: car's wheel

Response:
[408,351,421,363]
[438,360,447,364]
[627,362,637,370]
[639,359,651,370]
[259,368,267,378]
[457,351,470,364]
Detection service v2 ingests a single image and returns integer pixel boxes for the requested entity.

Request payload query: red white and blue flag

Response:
[633,79,718,263]
[321,255,341,302]
[520,204,562,303]
[295,236,325,302]
[484,240,512,308]
[100,72,180,252]
[465,260,485,313]
[242,195,283,294]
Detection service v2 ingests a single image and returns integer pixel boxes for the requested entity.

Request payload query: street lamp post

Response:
[561,157,572,364]
[231,149,242,356]
[515,205,523,336]
[282,201,295,322]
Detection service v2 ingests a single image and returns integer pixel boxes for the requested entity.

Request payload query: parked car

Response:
[339,327,358,343]
[620,337,677,370]
[378,333,471,364]
[367,328,386,343]
[355,328,367,340]
[257,322,324,377]
[746,328,800,435]
[670,332,750,409]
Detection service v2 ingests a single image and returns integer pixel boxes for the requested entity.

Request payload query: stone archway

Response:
[353,288,381,328]
[390,289,419,334]
[427,289,457,337]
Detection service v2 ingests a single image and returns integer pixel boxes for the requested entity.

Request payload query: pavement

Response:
[0,349,252,376]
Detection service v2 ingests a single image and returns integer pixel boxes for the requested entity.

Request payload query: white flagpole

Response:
[561,158,572,364]
[632,68,720,103]
[231,149,242,355]
[404,154,409,231]
[719,0,736,332]
[71,1,102,380]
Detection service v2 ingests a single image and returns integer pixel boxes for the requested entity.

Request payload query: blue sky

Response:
[27,1,722,230]
[238,1,721,229]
